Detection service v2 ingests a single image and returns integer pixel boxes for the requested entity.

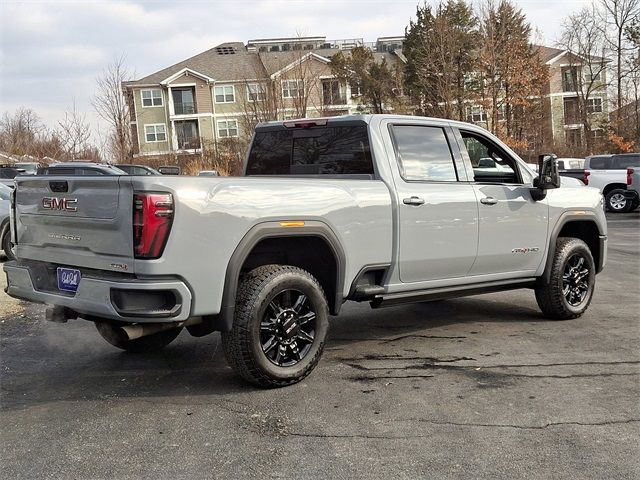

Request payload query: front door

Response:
[390,124,479,283]
[457,130,548,276]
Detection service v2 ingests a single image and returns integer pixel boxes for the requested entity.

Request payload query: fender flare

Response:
[211,220,346,332]
[541,212,606,284]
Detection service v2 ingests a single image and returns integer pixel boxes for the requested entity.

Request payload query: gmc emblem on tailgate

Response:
[42,197,78,212]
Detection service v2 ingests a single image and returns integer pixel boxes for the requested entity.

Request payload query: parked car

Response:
[38,162,127,176]
[0,165,25,188]
[158,165,181,175]
[116,164,161,176]
[583,153,640,212]
[13,162,40,175]
[0,183,15,260]
[4,115,607,387]
[198,170,220,176]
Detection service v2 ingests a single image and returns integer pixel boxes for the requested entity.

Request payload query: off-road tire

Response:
[1,224,15,261]
[221,265,329,388]
[605,189,632,213]
[95,321,182,353]
[535,237,595,320]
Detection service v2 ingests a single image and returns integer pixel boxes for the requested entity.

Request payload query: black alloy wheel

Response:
[260,289,317,367]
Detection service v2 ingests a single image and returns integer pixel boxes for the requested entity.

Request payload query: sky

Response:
[0,0,592,136]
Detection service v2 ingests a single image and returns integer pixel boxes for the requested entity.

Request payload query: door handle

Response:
[403,196,425,206]
[480,197,498,205]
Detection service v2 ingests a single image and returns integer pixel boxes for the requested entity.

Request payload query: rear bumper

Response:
[3,262,192,323]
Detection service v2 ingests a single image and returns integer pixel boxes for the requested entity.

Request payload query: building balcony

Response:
[176,137,201,150]
[174,102,196,115]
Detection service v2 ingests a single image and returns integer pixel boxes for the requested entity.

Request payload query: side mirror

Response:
[531,154,561,201]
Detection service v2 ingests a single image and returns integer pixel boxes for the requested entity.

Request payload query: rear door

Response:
[14,176,135,270]
[386,121,479,283]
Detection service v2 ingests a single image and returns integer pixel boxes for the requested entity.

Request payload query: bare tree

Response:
[599,0,640,117]
[92,55,132,162]
[0,107,43,156]
[559,6,610,153]
[57,100,96,160]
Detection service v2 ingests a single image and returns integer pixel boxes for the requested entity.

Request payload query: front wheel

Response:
[535,237,595,320]
[222,265,329,388]
[605,189,632,213]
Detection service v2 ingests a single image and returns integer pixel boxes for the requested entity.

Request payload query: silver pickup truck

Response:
[4,115,608,387]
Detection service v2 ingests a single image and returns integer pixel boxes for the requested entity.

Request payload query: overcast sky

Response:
[0,0,591,134]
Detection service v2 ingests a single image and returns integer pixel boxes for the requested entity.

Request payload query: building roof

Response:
[125,43,404,87]
[534,45,566,63]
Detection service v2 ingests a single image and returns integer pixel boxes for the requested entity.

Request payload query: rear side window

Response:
[391,125,457,181]
[588,156,611,169]
[612,155,640,169]
[246,125,374,176]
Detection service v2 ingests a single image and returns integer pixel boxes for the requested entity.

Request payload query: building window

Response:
[466,105,487,123]
[563,97,581,124]
[247,84,266,102]
[282,80,304,99]
[566,128,582,150]
[586,97,603,114]
[144,124,166,142]
[585,69,603,83]
[218,119,238,138]
[349,81,363,98]
[141,89,163,107]
[322,79,344,105]
[562,67,580,92]
[214,85,235,103]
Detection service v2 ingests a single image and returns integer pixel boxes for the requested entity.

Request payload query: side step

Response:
[352,285,385,301]
[370,278,537,308]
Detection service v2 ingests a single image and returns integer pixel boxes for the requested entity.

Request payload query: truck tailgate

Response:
[13,176,135,271]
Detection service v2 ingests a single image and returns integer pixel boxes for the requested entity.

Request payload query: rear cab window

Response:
[246,121,374,177]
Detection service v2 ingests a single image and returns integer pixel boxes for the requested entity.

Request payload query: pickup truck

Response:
[3,115,608,387]
[583,153,640,212]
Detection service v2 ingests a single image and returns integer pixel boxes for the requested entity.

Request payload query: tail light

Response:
[583,170,590,185]
[133,192,173,259]
[627,168,634,186]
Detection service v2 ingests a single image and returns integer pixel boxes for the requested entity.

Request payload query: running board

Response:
[370,278,537,308]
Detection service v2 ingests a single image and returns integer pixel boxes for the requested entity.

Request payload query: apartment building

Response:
[123,37,608,158]
[123,36,404,157]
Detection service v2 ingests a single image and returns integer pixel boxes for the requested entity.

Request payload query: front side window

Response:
[218,120,238,137]
[391,125,457,182]
[460,131,519,184]
[282,80,304,99]
[214,85,235,103]
[247,84,266,102]
[144,124,166,142]
[141,89,163,107]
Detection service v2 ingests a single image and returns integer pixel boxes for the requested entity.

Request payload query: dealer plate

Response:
[56,267,81,293]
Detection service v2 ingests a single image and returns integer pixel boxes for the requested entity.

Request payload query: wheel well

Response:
[602,183,627,196]
[241,236,340,314]
[557,220,600,268]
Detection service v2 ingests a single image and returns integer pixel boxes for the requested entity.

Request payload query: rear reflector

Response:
[583,170,590,185]
[627,168,634,186]
[133,192,173,259]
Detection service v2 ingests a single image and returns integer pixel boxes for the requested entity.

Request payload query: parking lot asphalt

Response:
[1,212,639,480]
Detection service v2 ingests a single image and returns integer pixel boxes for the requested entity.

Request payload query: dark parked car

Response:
[116,164,161,175]
[38,162,127,176]
[0,165,26,188]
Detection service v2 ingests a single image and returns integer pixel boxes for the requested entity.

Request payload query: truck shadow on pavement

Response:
[0,293,545,411]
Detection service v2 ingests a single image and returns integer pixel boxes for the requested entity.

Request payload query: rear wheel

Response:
[535,237,595,320]
[95,321,182,353]
[222,265,329,388]
[605,189,631,213]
